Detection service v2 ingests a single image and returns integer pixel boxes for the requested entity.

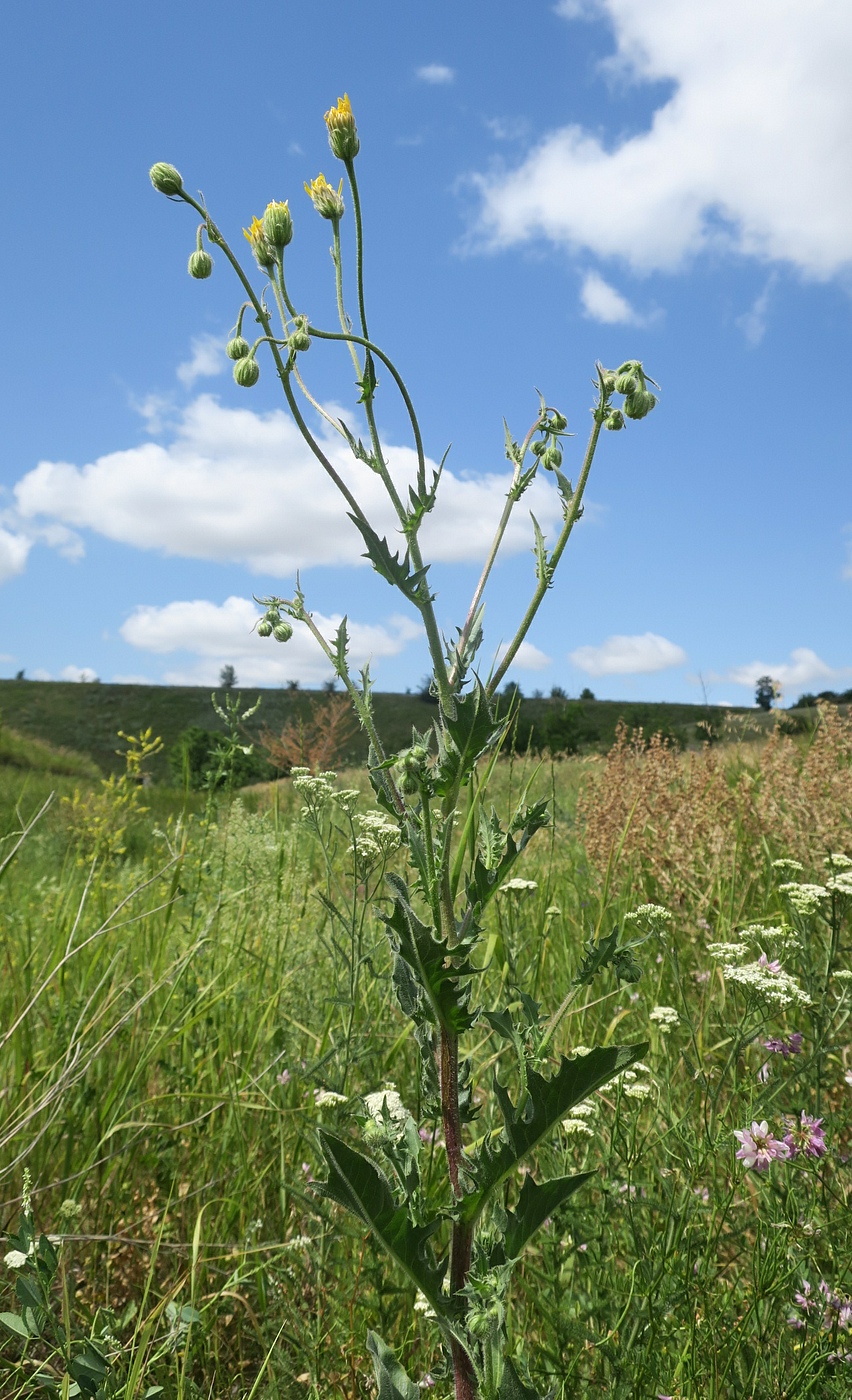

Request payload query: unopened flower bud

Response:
[324,93,360,161]
[623,390,656,420]
[550,411,568,432]
[600,371,617,394]
[273,620,293,643]
[263,200,293,249]
[605,410,625,431]
[615,372,637,395]
[227,336,251,361]
[531,440,547,457]
[149,163,183,196]
[394,744,431,795]
[257,618,273,638]
[289,327,311,353]
[188,250,213,279]
[243,215,277,271]
[304,172,345,221]
[541,444,563,470]
[234,355,260,387]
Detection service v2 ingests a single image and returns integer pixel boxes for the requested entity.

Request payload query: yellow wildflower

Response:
[324,93,360,160]
[243,214,276,270]
[304,173,345,221]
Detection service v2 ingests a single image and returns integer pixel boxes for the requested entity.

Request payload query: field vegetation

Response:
[1,703,851,1398]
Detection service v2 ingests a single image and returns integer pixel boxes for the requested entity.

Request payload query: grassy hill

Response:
[0,678,776,784]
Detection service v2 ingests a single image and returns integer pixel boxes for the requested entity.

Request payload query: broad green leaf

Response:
[504,1171,593,1259]
[461,1043,647,1225]
[366,1331,420,1400]
[498,1356,544,1400]
[15,1274,43,1312]
[0,1310,31,1338]
[315,1132,445,1307]
[381,873,478,1034]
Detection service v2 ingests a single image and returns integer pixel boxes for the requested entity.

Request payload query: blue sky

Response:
[2,0,850,704]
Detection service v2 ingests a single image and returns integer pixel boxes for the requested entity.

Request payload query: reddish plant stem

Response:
[441,1025,478,1397]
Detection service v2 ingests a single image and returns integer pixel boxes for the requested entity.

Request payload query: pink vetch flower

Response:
[757,953,782,973]
[794,1280,816,1313]
[764,1032,804,1057]
[734,1120,791,1172]
[276,1068,291,1086]
[784,1111,827,1160]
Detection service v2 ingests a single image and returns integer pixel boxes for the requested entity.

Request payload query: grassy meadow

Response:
[1,697,851,1398]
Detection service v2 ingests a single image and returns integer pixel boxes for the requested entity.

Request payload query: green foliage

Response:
[169,724,270,790]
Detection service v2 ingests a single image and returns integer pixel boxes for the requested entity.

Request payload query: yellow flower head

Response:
[323,93,360,161]
[243,214,276,270]
[304,172,345,222]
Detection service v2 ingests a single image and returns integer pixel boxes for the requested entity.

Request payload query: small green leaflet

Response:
[366,1331,420,1400]
[347,514,433,604]
[503,1170,593,1260]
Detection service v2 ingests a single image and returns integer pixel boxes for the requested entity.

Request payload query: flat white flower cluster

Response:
[721,959,812,1009]
[314,1088,348,1107]
[349,811,401,865]
[624,903,672,935]
[649,1005,680,1032]
[779,882,830,916]
[291,768,338,810]
[498,878,538,894]
[362,1084,412,1144]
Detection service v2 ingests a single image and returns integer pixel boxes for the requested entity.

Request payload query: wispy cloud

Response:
[177,334,225,388]
[416,64,455,85]
[580,271,643,325]
[736,275,777,346]
[471,1,852,278]
[570,632,687,676]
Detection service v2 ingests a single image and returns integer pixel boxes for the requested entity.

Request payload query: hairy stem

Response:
[488,416,603,695]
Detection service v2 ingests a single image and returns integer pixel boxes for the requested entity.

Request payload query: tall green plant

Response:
[149,94,657,1399]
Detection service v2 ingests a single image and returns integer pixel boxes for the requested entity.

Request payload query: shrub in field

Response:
[148,93,659,1398]
[260,691,359,776]
[62,729,162,864]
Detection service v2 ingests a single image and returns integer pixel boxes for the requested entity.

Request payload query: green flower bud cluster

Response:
[289,316,311,353]
[257,605,292,643]
[616,361,658,421]
[597,361,658,428]
[227,335,251,361]
[393,742,432,796]
[531,406,570,471]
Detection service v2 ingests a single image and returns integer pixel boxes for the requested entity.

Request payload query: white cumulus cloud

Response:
[579,271,642,324]
[494,640,552,672]
[13,395,566,576]
[0,526,31,582]
[176,334,225,388]
[417,64,455,84]
[724,648,848,692]
[61,665,99,683]
[570,631,687,676]
[120,595,421,687]
[472,0,852,277]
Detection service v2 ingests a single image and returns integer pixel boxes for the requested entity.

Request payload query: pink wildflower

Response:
[784,1111,827,1160]
[276,1068,291,1086]
[764,1032,804,1057]
[734,1120,790,1171]
[757,953,782,973]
